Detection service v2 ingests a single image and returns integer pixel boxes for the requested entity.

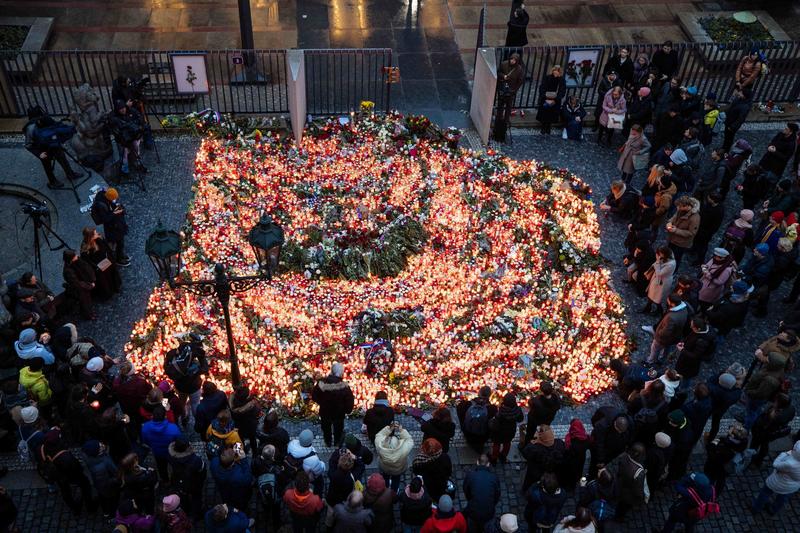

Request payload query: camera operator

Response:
[113,76,154,149]
[22,106,80,189]
[493,53,524,142]
[108,100,146,175]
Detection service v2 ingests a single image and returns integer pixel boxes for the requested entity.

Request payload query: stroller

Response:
[720,138,753,199]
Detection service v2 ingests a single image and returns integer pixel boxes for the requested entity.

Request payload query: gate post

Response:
[470,48,497,145]
[286,49,306,145]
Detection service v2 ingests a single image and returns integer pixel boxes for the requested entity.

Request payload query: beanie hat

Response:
[18,328,36,346]
[719,373,737,390]
[712,247,730,258]
[500,514,519,532]
[344,433,360,451]
[162,494,180,513]
[82,439,101,457]
[739,209,754,223]
[437,494,453,513]
[638,86,651,97]
[105,188,119,201]
[732,280,749,295]
[298,429,314,448]
[771,211,785,224]
[755,243,770,255]
[86,357,104,372]
[687,86,698,95]
[20,405,39,424]
[331,362,344,377]
[668,409,686,426]
[366,472,386,493]
[670,148,688,165]
[655,432,672,449]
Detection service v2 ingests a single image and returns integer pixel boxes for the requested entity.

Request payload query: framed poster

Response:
[564,48,602,88]
[170,53,210,95]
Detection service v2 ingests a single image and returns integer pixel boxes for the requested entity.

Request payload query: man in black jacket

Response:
[62,249,95,320]
[758,123,798,178]
[589,406,633,479]
[722,88,753,151]
[23,106,80,189]
[690,193,725,266]
[168,436,207,520]
[363,390,394,444]
[311,363,355,446]
[91,188,130,266]
[524,381,561,442]
[651,41,679,80]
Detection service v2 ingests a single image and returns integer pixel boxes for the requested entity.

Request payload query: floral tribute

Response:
[126,112,628,416]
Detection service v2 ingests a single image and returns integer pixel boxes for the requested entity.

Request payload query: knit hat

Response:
[638,86,651,97]
[437,494,453,513]
[726,362,746,379]
[82,439,101,457]
[20,405,39,424]
[732,280,749,295]
[18,328,36,346]
[687,86,698,96]
[298,429,314,447]
[366,472,386,493]
[86,357,104,372]
[755,243,770,255]
[668,409,686,426]
[162,494,180,513]
[771,211,785,224]
[500,514,519,532]
[719,373,737,390]
[739,209,754,223]
[331,362,344,377]
[689,472,711,488]
[105,187,119,201]
[670,148,688,165]
[712,247,730,258]
[655,432,671,449]
[344,433,360,451]
[158,380,171,393]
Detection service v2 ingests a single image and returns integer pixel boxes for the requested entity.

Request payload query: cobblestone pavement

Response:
[3,127,800,531]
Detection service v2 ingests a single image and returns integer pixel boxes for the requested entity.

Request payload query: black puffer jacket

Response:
[311,375,355,420]
[490,393,524,443]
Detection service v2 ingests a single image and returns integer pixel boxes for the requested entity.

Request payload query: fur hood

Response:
[168,441,196,459]
[316,377,351,392]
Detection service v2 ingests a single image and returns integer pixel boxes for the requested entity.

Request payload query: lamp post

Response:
[232,0,268,84]
[145,215,284,387]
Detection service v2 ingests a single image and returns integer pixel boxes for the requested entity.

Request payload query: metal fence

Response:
[495,40,800,114]
[304,48,393,115]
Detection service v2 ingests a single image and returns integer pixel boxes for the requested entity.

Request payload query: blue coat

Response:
[141,419,183,459]
[706,373,742,415]
[463,465,501,523]
[210,456,253,510]
[205,508,251,533]
[195,391,229,437]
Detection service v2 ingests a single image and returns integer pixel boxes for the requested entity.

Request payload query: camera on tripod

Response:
[20,201,50,217]
[127,76,151,102]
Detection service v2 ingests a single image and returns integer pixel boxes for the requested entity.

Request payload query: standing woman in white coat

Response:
[643,246,676,316]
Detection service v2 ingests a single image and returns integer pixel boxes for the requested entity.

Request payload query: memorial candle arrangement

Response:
[126,113,628,416]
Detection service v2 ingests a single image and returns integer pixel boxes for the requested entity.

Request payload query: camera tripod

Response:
[60,146,93,204]
[19,203,71,280]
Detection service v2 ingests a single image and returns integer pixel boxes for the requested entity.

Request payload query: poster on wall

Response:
[170,54,210,94]
[564,48,602,88]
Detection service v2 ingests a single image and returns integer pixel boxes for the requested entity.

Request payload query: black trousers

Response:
[57,471,94,512]
[320,416,344,446]
[40,147,75,184]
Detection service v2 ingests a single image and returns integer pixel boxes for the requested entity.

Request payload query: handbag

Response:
[607,113,625,130]
[97,258,112,271]
[545,91,557,99]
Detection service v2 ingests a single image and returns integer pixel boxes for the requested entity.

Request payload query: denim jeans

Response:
[753,484,792,514]
[648,339,672,364]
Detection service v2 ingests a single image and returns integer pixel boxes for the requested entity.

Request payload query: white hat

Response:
[712,247,730,258]
[500,514,519,532]
[21,405,39,424]
[86,357,104,372]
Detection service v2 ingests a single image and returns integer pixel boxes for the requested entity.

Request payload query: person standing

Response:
[704,372,742,442]
[421,495,467,533]
[642,246,676,316]
[704,423,748,495]
[400,476,432,533]
[752,441,800,515]
[653,472,718,533]
[758,123,798,179]
[609,443,648,521]
[722,88,753,152]
[593,71,621,131]
[363,390,395,444]
[489,392,523,464]
[463,454,500,533]
[412,438,453,501]
[748,393,795,466]
[210,448,253,513]
[651,41,679,81]
[91,188,130,267]
[524,381,561,443]
[457,386,497,453]
[62,249,96,320]
[79,226,121,301]
[602,47,634,87]
[167,436,207,521]
[642,293,689,365]
[536,66,566,135]
[22,105,80,189]
[690,194,725,266]
[504,5,529,49]
[697,248,735,309]
[141,405,183,480]
[666,196,701,267]
[283,471,323,533]
[617,125,651,184]
[311,362,355,447]
[375,421,414,492]
[494,54,525,142]
[420,405,456,453]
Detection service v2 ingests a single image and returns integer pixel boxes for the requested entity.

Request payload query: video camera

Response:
[20,201,49,216]
[126,76,151,101]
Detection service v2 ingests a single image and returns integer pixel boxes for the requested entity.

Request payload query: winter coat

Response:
[706,297,748,335]
[652,182,678,230]
[590,407,633,465]
[618,133,651,174]
[626,94,653,128]
[92,194,129,242]
[706,373,742,415]
[332,502,373,533]
[230,396,260,440]
[654,301,689,346]
[375,425,414,475]
[206,419,243,452]
[489,398,524,443]
[646,443,673,489]
[287,439,327,479]
[84,452,119,491]
[120,467,158,511]
[329,443,372,481]
[257,425,290,459]
[505,9,529,47]
[725,96,751,132]
[603,55,634,87]
[283,488,323,517]
[611,453,647,507]
[758,334,800,367]
[536,75,567,124]
[654,111,684,149]
[599,90,626,128]
[745,352,786,401]
[141,419,183,459]
[204,508,251,533]
[18,366,52,405]
[740,253,774,287]
[115,511,156,533]
[160,508,191,533]
[420,417,456,453]
[112,373,152,417]
[14,339,55,366]
[363,485,395,532]
[209,456,252,510]
[326,467,356,507]
[666,197,701,248]
[759,131,797,177]
[646,258,676,305]
[699,258,735,304]
[399,485,433,526]
[696,160,726,197]
[562,102,587,141]
[498,59,524,93]
[695,201,724,246]
[681,396,713,441]
[311,376,355,420]
[652,49,679,79]
[675,328,715,378]
[463,465,501,523]
[363,400,394,444]
[654,83,680,117]
[527,393,562,428]
[736,55,763,88]
[194,390,229,438]
[521,440,566,489]
[421,509,467,533]
[412,453,453,500]
[766,441,800,494]
[167,441,207,493]
[525,485,568,528]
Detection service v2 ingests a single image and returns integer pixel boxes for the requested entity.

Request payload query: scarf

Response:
[565,419,588,449]
[708,256,734,280]
[413,449,442,466]
[533,425,555,447]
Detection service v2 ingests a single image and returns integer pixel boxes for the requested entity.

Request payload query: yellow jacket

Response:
[704,108,720,128]
[19,367,52,405]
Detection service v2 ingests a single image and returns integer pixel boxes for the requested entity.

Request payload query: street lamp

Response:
[145,216,284,387]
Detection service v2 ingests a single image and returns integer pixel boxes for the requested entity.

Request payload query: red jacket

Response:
[112,374,151,416]
[421,510,467,533]
[283,488,324,516]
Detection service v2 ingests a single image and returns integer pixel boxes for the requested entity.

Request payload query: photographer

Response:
[22,106,80,189]
[108,100,146,175]
[113,76,154,149]
[493,53,524,142]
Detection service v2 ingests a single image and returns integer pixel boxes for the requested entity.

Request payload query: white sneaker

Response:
[641,325,655,335]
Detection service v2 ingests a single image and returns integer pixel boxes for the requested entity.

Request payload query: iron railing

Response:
[494,40,800,114]
[304,48,393,116]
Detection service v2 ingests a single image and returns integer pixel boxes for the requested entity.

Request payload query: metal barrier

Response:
[304,48,393,116]
[494,40,800,114]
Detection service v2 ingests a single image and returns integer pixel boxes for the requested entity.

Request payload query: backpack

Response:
[713,111,726,133]
[282,451,315,481]
[168,343,201,379]
[17,429,40,463]
[463,401,489,436]
[90,192,107,225]
[257,471,279,503]
[687,486,720,520]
